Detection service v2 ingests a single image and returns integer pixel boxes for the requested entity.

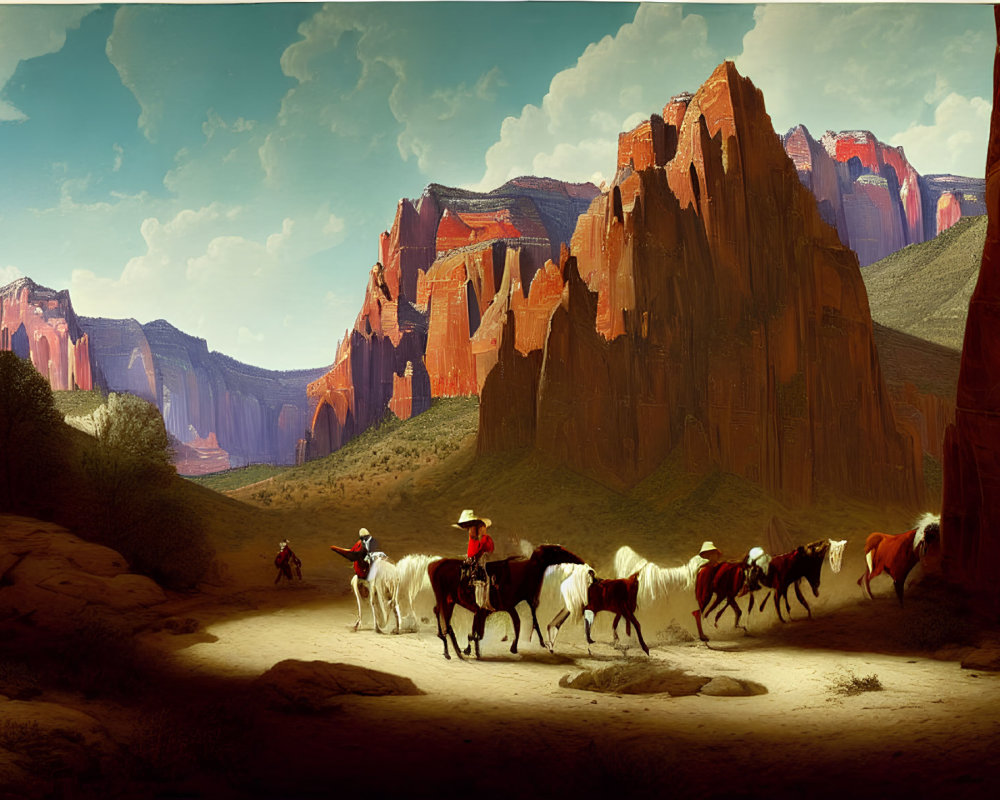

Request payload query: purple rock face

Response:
[919,174,988,235]
[81,316,328,467]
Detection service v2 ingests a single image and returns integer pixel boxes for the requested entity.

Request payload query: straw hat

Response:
[699,541,720,556]
[453,509,492,529]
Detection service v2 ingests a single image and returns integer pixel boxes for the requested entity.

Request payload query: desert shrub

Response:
[831,669,883,696]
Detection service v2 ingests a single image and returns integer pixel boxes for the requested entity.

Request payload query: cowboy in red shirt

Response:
[455,509,494,611]
[274,540,302,584]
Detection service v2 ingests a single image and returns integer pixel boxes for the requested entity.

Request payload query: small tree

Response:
[0,351,68,514]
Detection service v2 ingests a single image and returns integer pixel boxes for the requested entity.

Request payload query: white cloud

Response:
[0,5,97,122]
[69,204,345,365]
[891,93,991,178]
[736,4,993,174]
[0,265,24,286]
[112,143,124,172]
[471,3,719,191]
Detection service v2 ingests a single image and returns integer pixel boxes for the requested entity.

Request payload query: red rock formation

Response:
[173,432,231,476]
[937,191,963,234]
[942,8,1000,606]
[0,279,92,391]
[617,115,669,173]
[481,62,923,507]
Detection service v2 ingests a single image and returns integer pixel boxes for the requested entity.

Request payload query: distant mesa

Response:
[0,277,328,473]
[782,125,985,266]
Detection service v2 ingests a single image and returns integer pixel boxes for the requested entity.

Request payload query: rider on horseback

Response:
[455,509,494,611]
[330,527,385,581]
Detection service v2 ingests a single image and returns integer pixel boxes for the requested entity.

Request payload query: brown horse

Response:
[858,514,939,605]
[755,540,830,622]
[429,544,585,660]
[691,548,769,642]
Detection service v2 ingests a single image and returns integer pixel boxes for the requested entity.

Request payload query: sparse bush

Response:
[831,669,883,696]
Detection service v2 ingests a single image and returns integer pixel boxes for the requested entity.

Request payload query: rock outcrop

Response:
[783,129,985,266]
[479,62,923,507]
[307,179,598,459]
[942,8,1000,608]
[0,278,92,392]
[0,515,166,629]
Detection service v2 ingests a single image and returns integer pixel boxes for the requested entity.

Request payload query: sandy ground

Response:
[134,561,1000,800]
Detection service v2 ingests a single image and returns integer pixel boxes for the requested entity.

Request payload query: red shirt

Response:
[350,539,368,579]
[467,533,494,560]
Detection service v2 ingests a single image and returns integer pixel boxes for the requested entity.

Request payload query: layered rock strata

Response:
[479,62,923,507]
[0,278,92,391]
[942,8,1000,606]
[306,179,598,459]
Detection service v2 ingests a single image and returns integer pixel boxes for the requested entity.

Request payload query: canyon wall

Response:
[942,8,1000,607]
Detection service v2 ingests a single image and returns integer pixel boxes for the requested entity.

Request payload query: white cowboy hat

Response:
[453,509,492,529]
[699,541,720,556]
[358,527,370,537]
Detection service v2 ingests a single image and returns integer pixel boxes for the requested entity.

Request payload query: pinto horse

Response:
[755,539,841,622]
[546,564,649,655]
[691,548,770,642]
[429,544,584,660]
[858,514,939,605]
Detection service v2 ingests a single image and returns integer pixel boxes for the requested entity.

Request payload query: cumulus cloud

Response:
[0,5,97,121]
[70,204,344,365]
[891,93,991,178]
[470,3,719,191]
[0,265,24,286]
[736,3,992,174]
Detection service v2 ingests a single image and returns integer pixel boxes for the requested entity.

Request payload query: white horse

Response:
[613,545,705,611]
[392,554,442,628]
[827,538,847,573]
[351,554,401,634]
[545,563,594,650]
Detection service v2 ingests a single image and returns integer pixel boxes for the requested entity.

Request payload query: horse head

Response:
[802,540,830,597]
[913,513,941,560]
[744,547,771,591]
[827,539,847,574]
[531,544,585,569]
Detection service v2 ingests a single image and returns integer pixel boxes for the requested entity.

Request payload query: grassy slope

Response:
[208,397,920,581]
[863,215,985,351]
[52,389,105,418]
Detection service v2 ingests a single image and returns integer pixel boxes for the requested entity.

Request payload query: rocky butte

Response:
[942,8,1000,608]
[783,126,985,266]
[478,61,923,508]
[306,179,598,460]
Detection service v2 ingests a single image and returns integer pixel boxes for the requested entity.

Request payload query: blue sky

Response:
[0,2,993,370]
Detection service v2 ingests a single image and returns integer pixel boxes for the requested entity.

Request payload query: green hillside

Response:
[863,215,985,351]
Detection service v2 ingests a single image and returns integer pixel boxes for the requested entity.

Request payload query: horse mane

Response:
[613,545,648,579]
[394,554,442,607]
[912,512,941,550]
[827,539,847,574]
[637,553,706,610]
[558,563,594,623]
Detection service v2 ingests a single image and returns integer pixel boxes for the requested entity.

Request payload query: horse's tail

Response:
[559,564,594,623]
[613,545,647,580]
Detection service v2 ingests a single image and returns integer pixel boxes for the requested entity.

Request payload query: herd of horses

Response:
[344,514,940,661]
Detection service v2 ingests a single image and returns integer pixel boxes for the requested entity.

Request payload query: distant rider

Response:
[274,539,302,584]
[454,509,495,611]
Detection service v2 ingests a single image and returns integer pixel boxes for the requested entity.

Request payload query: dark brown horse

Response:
[429,544,585,660]
[691,548,769,642]
[546,566,649,655]
[755,540,830,622]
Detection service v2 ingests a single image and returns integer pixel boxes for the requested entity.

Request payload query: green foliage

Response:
[186,464,289,492]
[52,389,106,419]
[0,351,70,515]
[92,392,173,466]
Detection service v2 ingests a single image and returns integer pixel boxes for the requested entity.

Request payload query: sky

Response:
[0,1,993,370]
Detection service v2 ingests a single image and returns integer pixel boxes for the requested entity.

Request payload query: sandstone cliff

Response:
[306,179,598,459]
[82,316,327,470]
[783,128,985,266]
[479,61,923,507]
[0,278,92,392]
[942,8,1000,606]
